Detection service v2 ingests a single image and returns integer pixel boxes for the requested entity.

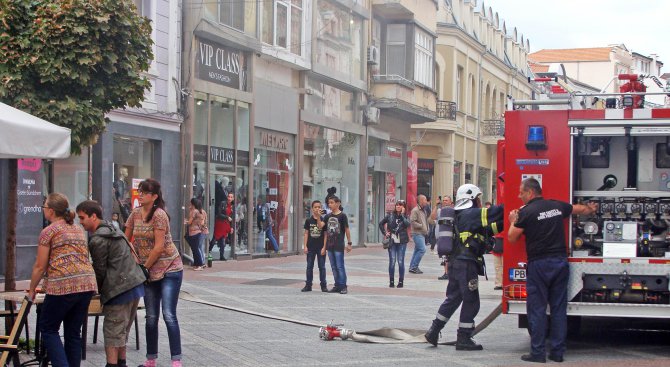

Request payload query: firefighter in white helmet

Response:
[424,184,504,350]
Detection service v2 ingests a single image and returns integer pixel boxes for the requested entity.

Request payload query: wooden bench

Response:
[0,297,32,367]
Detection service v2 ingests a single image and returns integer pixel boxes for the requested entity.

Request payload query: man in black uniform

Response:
[424,184,503,350]
[508,178,596,363]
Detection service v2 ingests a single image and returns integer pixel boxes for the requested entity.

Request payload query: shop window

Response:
[465,163,473,184]
[417,158,434,199]
[53,151,89,212]
[453,161,462,194]
[253,129,295,253]
[112,136,154,222]
[237,101,250,152]
[210,97,235,172]
[305,78,355,122]
[302,124,360,245]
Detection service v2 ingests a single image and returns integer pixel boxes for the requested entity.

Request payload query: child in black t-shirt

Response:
[320,195,352,294]
[302,200,327,292]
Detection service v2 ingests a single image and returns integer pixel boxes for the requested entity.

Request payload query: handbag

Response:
[123,236,150,283]
[382,235,390,249]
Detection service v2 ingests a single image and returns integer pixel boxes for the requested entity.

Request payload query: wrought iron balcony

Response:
[436,100,457,120]
[481,113,505,137]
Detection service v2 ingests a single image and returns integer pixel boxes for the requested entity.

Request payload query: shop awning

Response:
[0,102,71,159]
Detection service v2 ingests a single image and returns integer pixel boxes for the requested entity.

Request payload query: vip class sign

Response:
[196,38,245,89]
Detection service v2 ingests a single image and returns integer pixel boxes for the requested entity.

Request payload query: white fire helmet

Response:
[454,184,482,210]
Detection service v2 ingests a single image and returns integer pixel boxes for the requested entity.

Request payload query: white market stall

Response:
[0,101,71,290]
[0,102,71,159]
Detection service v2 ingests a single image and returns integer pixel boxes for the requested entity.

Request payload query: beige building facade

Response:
[411,0,532,204]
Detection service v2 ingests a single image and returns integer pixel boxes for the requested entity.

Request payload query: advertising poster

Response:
[406,151,418,211]
[15,159,45,277]
[131,178,142,210]
[385,173,396,213]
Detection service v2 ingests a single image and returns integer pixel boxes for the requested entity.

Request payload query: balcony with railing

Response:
[481,112,505,137]
[371,74,436,122]
[436,100,457,121]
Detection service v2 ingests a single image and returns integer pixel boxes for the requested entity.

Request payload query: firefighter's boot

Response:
[455,328,483,351]
[424,318,446,347]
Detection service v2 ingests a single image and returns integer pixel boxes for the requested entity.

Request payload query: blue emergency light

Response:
[526,125,547,150]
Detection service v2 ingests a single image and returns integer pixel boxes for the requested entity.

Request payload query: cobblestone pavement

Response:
[21,244,670,366]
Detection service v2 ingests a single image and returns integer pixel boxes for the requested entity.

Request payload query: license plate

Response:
[509,268,527,281]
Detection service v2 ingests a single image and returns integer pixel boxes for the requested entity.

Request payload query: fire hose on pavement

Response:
[179,291,503,345]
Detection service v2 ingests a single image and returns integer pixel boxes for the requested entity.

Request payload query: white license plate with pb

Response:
[509,268,527,281]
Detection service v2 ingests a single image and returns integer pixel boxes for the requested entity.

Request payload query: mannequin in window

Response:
[222,176,231,196]
[113,166,130,221]
[113,166,129,201]
[214,175,226,210]
[236,192,247,248]
[235,177,244,196]
[193,172,205,202]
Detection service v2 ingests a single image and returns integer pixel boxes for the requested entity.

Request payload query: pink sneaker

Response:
[172,360,182,367]
[140,360,156,367]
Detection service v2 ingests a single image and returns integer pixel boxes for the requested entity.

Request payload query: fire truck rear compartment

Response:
[578,272,669,304]
[572,133,670,258]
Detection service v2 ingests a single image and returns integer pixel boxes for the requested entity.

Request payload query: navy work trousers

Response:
[526,256,569,358]
[437,259,480,328]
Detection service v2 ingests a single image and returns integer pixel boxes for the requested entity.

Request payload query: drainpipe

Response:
[474,49,485,186]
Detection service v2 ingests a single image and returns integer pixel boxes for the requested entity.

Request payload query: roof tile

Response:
[529,47,612,62]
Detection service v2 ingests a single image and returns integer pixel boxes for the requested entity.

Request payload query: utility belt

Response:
[449,231,487,278]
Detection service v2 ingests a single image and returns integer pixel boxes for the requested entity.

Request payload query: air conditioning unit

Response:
[365,106,380,124]
[367,45,380,65]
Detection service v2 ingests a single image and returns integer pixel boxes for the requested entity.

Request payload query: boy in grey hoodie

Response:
[77,200,146,367]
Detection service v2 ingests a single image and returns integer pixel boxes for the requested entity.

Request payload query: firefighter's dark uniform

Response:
[425,203,503,350]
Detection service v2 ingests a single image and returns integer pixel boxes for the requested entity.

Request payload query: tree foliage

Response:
[0,0,153,154]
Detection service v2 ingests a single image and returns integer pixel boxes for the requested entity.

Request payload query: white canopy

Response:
[0,102,71,159]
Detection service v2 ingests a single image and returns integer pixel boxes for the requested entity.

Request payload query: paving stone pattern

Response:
[20,244,670,366]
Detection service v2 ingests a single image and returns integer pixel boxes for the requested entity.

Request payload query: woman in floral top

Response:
[184,198,207,271]
[29,193,97,367]
[125,178,183,367]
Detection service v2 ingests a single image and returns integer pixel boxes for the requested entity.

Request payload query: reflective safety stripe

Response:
[458,322,475,328]
[481,208,488,227]
[459,231,483,243]
[438,231,453,237]
[436,313,449,322]
[491,222,499,235]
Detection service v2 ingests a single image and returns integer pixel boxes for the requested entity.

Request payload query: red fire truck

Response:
[500,74,670,329]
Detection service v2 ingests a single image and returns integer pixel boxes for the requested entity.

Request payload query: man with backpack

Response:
[424,184,503,351]
[76,200,146,367]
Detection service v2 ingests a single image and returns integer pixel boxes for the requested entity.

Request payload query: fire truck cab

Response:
[500,74,670,328]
